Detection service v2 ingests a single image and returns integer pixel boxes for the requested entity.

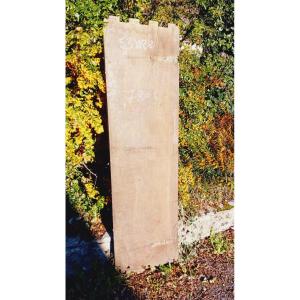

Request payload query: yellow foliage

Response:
[84,183,99,199]
[66,26,106,217]
[178,164,195,208]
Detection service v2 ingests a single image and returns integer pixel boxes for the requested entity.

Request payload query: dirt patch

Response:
[127,229,234,299]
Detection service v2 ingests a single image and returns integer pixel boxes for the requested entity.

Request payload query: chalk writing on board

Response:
[119,36,154,50]
[128,89,151,103]
[156,56,178,63]
[122,89,157,112]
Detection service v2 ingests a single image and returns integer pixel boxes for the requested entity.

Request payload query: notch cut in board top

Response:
[105,15,179,32]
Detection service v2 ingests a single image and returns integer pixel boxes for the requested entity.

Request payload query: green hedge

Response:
[66,0,234,223]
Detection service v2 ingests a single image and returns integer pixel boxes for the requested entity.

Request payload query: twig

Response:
[82,163,97,186]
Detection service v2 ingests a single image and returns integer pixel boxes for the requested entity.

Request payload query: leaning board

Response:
[104,16,179,272]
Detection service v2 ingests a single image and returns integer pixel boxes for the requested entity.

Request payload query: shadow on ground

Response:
[66,200,138,300]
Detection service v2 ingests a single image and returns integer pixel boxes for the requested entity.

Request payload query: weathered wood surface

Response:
[104,16,179,272]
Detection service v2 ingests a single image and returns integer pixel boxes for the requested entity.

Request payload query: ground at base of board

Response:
[66,228,234,300]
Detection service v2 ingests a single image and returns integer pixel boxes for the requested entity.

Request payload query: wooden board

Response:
[104,16,179,272]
